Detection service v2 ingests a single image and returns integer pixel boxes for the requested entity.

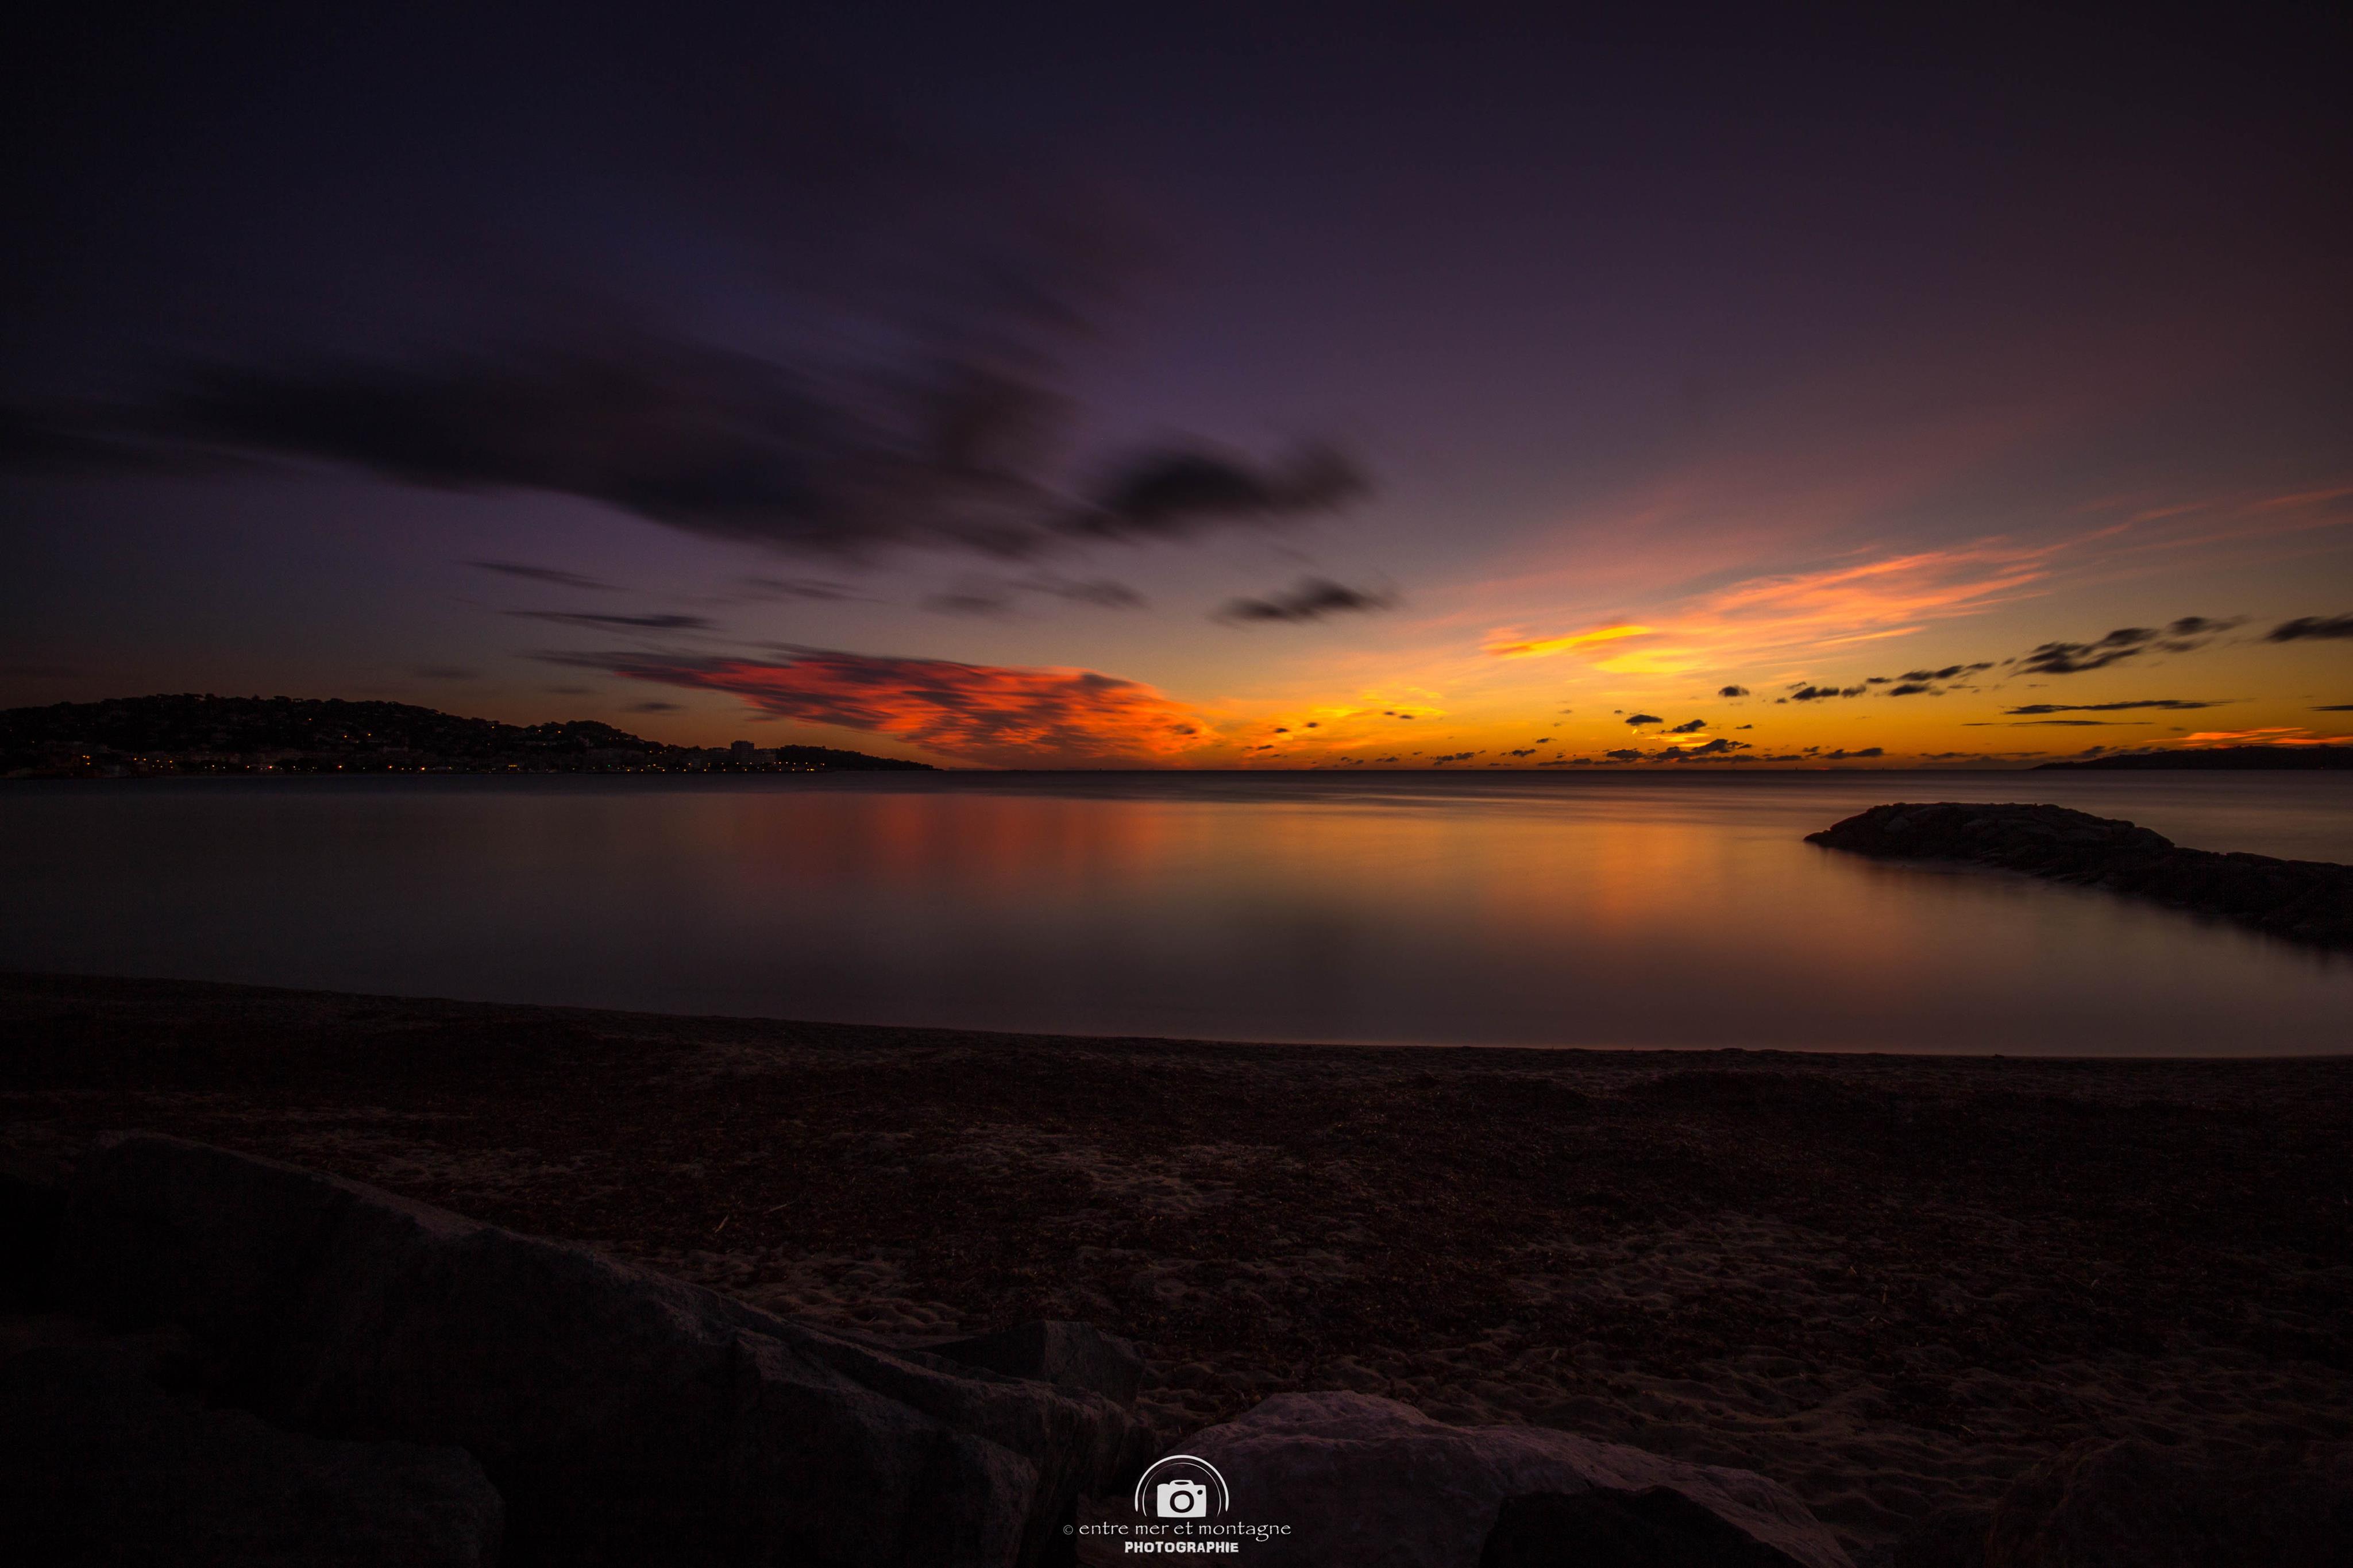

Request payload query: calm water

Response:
[3,772,2347,1055]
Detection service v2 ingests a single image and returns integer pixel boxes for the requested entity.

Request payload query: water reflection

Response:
[1,773,2344,1053]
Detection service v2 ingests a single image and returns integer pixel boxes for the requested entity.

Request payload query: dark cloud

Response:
[466,560,617,591]
[2157,615,2248,651]
[2017,627,2159,674]
[1604,748,1645,762]
[1027,574,1144,609]
[1820,747,1884,760]
[507,610,715,631]
[32,341,1370,565]
[1667,719,1707,733]
[1717,684,1749,697]
[1664,737,1749,759]
[923,590,1013,616]
[1,26,1370,569]
[1886,683,1932,696]
[2269,613,2353,642]
[2004,620,2240,677]
[1898,664,1993,681]
[927,572,1145,616]
[1077,445,1365,543]
[2004,699,2231,714]
[1624,713,1663,726]
[1217,577,1396,624]
[1787,684,1865,701]
[738,576,866,602]
[2315,704,2353,711]
[628,700,684,713]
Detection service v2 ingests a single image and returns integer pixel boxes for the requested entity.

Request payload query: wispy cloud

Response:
[1481,536,2060,676]
[467,559,618,590]
[2170,727,2353,748]
[508,611,716,631]
[2004,698,2232,714]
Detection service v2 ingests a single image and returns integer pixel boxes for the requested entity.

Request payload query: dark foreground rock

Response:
[1160,1392,1850,1568]
[1481,1485,1811,1565]
[1806,802,2353,949]
[0,1342,501,1566]
[1980,1436,2353,1567]
[46,1131,1155,1567]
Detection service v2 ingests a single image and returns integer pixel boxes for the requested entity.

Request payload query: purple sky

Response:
[6,5,2349,764]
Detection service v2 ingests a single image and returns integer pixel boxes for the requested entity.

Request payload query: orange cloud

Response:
[602,649,1217,766]
[2172,728,2353,748]
[1483,538,2060,675]
[1482,623,1654,660]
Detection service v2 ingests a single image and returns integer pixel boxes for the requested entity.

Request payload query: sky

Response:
[5,4,2350,767]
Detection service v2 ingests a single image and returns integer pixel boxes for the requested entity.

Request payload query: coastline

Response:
[6,972,2349,1559]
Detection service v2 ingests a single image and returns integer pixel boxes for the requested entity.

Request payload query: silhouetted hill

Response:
[0,694,931,777]
[2035,745,2352,771]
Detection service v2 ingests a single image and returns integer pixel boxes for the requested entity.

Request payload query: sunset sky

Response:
[6,6,2349,767]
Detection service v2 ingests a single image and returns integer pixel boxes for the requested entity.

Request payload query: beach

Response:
[5,971,2346,1561]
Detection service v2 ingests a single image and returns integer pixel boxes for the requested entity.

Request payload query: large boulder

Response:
[1983,1436,2353,1567]
[905,1321,1146,1408]
[1479,1486,1812,1565]
[1167,1392,1849,1568]
[51,1132,1155,1567]
[0,1342,502,1566]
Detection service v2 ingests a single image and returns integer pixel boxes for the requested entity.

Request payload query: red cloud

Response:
[603,649,1214,766]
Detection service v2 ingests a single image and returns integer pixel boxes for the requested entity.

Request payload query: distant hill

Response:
[0,694,932,777]
[2035,745,2352,772]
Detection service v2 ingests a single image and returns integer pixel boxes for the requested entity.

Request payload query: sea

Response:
[3,771,2346,1055]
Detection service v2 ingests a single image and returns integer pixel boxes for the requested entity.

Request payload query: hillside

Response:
[0,694,931,777]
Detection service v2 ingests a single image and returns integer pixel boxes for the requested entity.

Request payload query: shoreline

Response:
[6,972,2350,1559]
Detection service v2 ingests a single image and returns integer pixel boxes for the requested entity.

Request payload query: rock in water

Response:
[50,1131,1155,1568]
[0,1343,502,1567]
[1806,802,2353,950]
[1165,1391,1850,1568]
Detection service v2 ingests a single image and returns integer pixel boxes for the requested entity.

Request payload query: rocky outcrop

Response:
[1480,1485,1810,1565]
[896,1320,1146,1407]
[1,1342,502,1566]
[1981,1436,2353,1567]
[1806,802,2353,949]
[1163,1391,1850,1568]
[47,1131,1156,1567]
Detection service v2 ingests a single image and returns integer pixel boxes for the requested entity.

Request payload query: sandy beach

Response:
[5,971,2348,1561]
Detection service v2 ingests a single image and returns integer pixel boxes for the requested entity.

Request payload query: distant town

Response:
[0,695,933,778]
